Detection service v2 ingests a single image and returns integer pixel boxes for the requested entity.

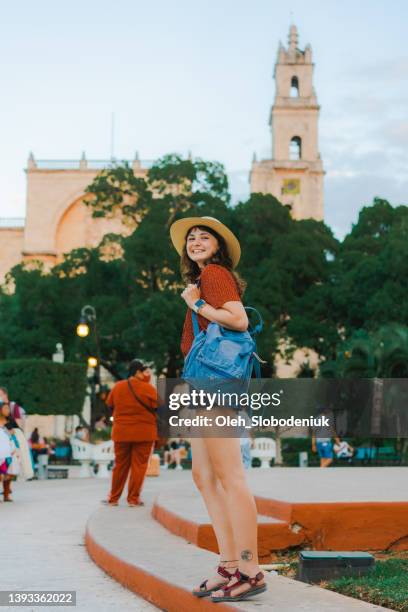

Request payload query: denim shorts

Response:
[316,440,333,459]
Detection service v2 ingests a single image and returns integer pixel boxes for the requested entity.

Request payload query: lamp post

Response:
[76,305,102,428]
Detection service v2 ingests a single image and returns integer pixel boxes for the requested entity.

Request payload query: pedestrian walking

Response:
[0,409,14,502]
[0,388,33,480]
[103,361,158,507]
[170,216,267,602]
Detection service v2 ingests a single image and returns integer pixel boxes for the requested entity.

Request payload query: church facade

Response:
[0,155,147,282]
[0,25,324,283]
[250,25,324,221]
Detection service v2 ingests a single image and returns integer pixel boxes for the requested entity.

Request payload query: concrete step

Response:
[254,495,408,551]
[86,502,389,611]
[152,489,304,561]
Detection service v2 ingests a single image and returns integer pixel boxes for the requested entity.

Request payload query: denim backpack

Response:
[182,306,265,385]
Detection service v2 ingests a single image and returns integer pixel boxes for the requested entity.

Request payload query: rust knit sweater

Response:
[180,263,242,357]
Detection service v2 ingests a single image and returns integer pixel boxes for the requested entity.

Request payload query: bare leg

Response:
[205,436,265,599]
[191,438,238,592]
[320,457,333,467]
[163,450,171,468]
[174,448,182,467]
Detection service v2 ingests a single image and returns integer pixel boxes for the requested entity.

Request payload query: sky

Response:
[0,0,407,238]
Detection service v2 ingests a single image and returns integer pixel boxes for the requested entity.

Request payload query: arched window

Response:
[290,76,299,97]
[290,136,302,160]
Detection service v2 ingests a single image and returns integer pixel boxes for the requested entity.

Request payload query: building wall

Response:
[54,195,130,260]
[272,108,320,161]
[0,228,24,283]
[0,161,146,282]
[23,168,140,261]
[250,25,324,222]
[250,161,324,221]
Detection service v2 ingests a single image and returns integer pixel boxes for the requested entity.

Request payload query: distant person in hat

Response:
[103,360,157,507]
[170,216,267,602]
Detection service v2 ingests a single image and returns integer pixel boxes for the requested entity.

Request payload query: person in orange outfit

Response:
[103,360,157,507]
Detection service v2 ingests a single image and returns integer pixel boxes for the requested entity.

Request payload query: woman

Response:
[0,389,33,481]
[0,408,14,501]
[170,216,267,602]
[103,360,157,507]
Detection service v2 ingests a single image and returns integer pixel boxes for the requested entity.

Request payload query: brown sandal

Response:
[211,569,267,602]
[192,565,235,598]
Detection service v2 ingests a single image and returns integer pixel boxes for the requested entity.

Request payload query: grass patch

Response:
[326,558,408,611]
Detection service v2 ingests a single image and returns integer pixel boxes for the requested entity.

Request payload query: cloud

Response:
[375,120,408,148]
[228,57,408,238]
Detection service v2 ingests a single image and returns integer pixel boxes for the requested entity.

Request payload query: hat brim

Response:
[170,216,241,268]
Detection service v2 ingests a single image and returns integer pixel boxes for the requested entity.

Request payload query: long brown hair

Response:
[180,225,246,296]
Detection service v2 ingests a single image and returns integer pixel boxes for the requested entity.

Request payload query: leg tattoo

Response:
[241,549,253,561]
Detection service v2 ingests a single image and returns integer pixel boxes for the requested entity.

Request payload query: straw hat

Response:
[170,216,241,268]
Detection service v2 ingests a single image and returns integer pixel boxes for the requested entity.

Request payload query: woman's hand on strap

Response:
[181,284,248,332]
[181,284,201,309]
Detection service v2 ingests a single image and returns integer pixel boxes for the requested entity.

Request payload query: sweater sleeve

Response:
[200,264,241,309]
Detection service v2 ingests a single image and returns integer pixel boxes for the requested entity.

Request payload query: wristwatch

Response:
[192,299,206,314]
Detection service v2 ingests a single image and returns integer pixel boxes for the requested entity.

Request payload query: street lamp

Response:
[76,320,90,338]
[76,305,101,429]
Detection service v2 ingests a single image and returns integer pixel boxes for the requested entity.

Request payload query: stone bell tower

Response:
[250,25,324,221]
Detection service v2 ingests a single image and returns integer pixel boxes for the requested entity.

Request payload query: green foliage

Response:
[84,161,152,221]
[288,198,408,361]
[0,359,87,415]
[232,194,338,362]
[0,155,233,377]
[327,558,408,611]
[321,324,408,378]
[0,154,407,380]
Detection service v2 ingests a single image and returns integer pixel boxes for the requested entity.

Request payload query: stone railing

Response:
[28,155,155,171]
[0,217,25,228]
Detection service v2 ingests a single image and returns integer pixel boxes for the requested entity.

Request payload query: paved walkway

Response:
[3,467,401,611]
[0,478,157,612]
[87,474,390,611]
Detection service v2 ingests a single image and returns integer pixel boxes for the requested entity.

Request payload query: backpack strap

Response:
[252,357,261,379]
[191,310,200,337]
[245,307,263,336]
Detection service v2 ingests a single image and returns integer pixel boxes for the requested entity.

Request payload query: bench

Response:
[251,437,276,468]
[376,446,402,465]
[354,446,402,466]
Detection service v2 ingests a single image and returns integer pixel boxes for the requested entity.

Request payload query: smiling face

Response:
[186,226,219,269]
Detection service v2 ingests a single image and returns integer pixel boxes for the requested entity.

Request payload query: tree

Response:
[2,160,405,383]
[287,198,408,362]
[0,155,233,377]
[321,324,408,379]
[233,193,338,365]
[83,155,233,375]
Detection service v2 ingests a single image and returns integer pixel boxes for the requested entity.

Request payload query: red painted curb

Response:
[85,526,240,612]
[255,497,408,550]
[152,500,304,561]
